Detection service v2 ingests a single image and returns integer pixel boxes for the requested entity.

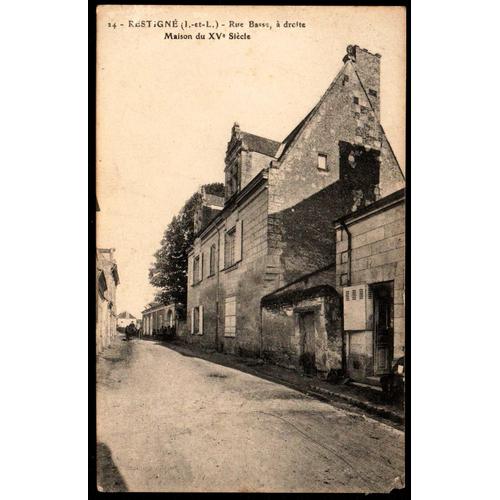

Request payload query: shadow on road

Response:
[96,442,128,492]
[153,340,404,430]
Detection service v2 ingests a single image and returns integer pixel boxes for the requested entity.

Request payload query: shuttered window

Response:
[224,296,236,337]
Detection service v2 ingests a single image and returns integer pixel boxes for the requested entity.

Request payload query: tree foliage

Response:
[148,183,224,312]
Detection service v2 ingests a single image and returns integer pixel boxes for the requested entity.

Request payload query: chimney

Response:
[193,187,224,234]
[343,45,381,119]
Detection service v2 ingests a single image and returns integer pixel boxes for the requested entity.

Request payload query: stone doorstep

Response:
[351,380,383,392]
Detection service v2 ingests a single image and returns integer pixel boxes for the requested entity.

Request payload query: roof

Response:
[191,169,269,247]
[261,284,339,308]
[117,311,136,319]
[335,188,405,226]
[275,106,317,160]
[241,131,280,157]
[142,302,180,314]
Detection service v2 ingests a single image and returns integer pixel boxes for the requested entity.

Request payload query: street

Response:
[96,337,405,493]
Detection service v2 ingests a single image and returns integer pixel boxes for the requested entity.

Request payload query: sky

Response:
[96,5,406,318]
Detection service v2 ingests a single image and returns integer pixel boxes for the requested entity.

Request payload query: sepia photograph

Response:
[95,4,407,494]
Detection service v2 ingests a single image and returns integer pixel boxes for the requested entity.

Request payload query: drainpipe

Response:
[259,304,263,359]
[340,220,352,286]
[215,225,220,352]
[339,220,352,376]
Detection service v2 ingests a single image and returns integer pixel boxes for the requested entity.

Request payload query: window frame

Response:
[317,153,328,171]
[224,227,236,268]
[209,244,216,276]
[193,255,200,284]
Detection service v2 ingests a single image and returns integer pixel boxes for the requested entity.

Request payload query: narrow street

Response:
[97,337,405,493]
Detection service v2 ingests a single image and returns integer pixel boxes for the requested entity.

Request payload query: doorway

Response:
[298,311,317,376]
[371,282,394,375]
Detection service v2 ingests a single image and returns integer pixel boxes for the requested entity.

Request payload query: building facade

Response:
[142,303,179,337]
[96,248,120,354]
[185,45,405,382]
[334,188,405,382]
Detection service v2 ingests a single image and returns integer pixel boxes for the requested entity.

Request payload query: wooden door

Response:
[373,283,394,375]
[299,312,316,375]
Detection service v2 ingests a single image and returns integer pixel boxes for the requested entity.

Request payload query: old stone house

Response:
[96,248,120,354]
[185,45,405,382]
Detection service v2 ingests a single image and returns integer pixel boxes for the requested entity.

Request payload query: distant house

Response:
[117,311,139,329]
[142,303,181,336]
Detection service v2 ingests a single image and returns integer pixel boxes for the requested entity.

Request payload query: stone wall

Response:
[335,195,405,380]
[261,291,342,377]
[187,187,273,356]
[267,48,404,288]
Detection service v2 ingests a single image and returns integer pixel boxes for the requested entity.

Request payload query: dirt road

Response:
[96,338,405,493]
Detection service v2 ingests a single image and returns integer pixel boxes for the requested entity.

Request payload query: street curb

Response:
[309,386,405,425]
[162,340,405,427]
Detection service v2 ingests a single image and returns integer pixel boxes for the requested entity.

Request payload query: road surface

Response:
[96,337,405,493]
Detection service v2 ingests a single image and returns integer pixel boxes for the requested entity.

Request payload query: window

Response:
[352,289,357,300]
[359,288,364,300]
[193,256,200,284]
[353,96,359,104]
[224,296,236,337]
[225,228,236,268]
[342,74,349,86]
[209,244,216,276]
[317,153,328,171]
[345,290,350,301]
[368,89,378,97]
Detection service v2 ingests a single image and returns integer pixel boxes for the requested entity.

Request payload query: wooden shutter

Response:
[190,308,195,334]
[188,255,193,286]
[219,230,225,271]
[235,220,243,262]
[199,305,203,335]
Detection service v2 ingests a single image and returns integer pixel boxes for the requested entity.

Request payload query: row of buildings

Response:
[144,45,406,385]
[96,247,120,354]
